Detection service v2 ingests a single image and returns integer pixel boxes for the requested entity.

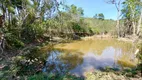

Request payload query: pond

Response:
[43,38,138,76]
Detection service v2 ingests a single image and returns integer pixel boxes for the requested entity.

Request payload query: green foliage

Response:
[84,18,116,34]
[4,20,25,49]
[5,36,24,49]
[122,0,142,35]
[22,21,46,43]
[28,73,82,80]
[72,22,85,33]
[98,13,105,20]
[92,27,101,34]
[0,0,142,80]
[28,73,46,80]
[137,43,142,61]
[93,13,105,20]
[13,46,47,76]
[7,6,15,14]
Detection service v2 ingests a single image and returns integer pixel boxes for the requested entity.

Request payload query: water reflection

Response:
[44,39,137,76]
[43,50,84,75]
[43,51,70,74]
[70,47,121,76]
[59,50,84,69]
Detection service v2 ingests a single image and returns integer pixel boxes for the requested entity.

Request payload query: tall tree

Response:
[107,0,122,37]
[137,0,142,35]
[122,0,142,36]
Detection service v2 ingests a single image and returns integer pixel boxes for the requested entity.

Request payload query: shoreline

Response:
[81,35,141,43]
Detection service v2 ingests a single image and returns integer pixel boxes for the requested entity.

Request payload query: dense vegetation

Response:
[0,0,142,80]
[84,18,116,35]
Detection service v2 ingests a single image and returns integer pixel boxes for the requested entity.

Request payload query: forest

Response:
[0,0,142,80]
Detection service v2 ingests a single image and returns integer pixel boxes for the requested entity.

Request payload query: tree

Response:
[68,4,84,21]
[124,0,137,36]
[0,0,60,49]
[106,0,122,37]
[136,0,142,36]
[78,7,84,16]
[98,13,105,20]
[122,0,142,36]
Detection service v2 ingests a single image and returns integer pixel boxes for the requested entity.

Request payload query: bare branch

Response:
[118,0,122,5]
[115,3,119,11]
[104,0,122,11]
[104,0,116,4]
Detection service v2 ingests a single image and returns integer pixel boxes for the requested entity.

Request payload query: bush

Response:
[28,73,82,80]
[137,43,142,61]
[21,22,46,43]
[13,46,47,76]
[5,33,24,49]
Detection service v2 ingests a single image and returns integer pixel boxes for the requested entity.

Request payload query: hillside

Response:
[84,18,116,35]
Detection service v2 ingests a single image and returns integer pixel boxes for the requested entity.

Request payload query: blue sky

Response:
[64,0,124,20]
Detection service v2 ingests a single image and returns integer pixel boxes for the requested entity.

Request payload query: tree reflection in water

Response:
[43,50,83,75]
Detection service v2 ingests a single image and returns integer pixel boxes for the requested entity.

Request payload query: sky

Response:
[64,0,124,20]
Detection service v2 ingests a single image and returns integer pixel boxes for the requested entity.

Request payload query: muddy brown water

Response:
[43,38,138,76]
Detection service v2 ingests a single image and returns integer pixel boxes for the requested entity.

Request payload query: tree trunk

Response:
[116,9,120,38]
[137,9,142,35]
[8,12,11,26]
[115,0,121,38]
[131,6,136,36]
[132,21,136,36]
